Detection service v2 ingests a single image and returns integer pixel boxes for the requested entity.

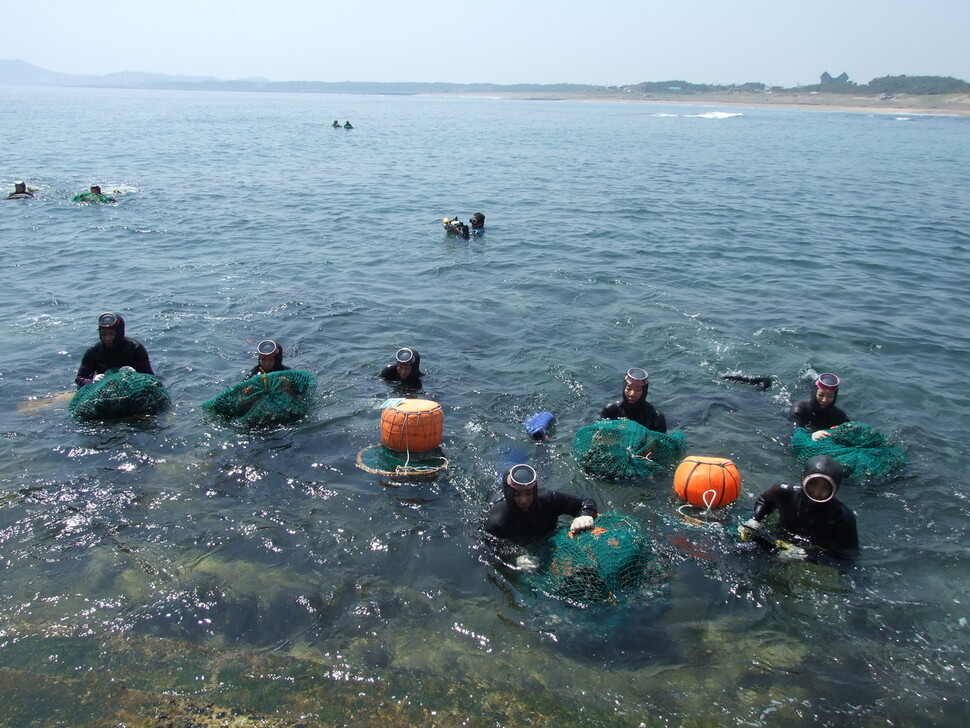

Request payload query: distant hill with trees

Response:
[799,72,970,95]
[863,75,970,94]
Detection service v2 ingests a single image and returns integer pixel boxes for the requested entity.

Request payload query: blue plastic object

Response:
[524,411,554,441]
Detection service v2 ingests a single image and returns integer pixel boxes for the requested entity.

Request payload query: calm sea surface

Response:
[2,85,970,726]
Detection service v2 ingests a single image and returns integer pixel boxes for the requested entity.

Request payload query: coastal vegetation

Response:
[801,74,970,95]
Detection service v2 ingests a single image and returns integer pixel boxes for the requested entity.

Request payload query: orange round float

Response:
[380,399,443,453]
[673,456,741,508]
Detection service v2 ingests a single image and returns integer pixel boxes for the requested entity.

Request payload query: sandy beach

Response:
[430,89,970,117]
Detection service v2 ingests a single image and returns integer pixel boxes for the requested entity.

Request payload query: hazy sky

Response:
[4,1,968,87]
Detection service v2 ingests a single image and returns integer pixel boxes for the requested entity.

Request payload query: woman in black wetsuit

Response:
[75,312,154,387]
[249,340,291,377]
[379,347,423,389]
[789,372,848,440]
[600,367,667,433]
[740,455,858,560]
[484,464,597,546]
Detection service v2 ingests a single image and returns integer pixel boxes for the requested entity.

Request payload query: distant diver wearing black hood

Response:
[6,181,33,200]
[379,347,423,389]
[484,464,597,547]
[740,455,858,560]
[789,372,849,440]
[600,367,667,433]
[249,339,291,377]
[75,312,154,387]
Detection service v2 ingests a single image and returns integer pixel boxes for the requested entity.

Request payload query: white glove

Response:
[811,430,831,441]
[515,554,539,572]
[570,515,595,533]
[119,366,135,373]
[738,518,762,539]
[92,373,105,382]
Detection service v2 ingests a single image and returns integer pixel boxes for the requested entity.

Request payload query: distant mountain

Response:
[0,59,605,95]
[0,59,73,85]
[0,59,262,89]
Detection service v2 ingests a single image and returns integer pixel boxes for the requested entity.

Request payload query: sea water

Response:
[1,85,969,726]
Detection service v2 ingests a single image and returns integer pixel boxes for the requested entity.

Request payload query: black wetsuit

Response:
[601,382,667,433]
[379,349,423,389]
[789,394,849,431]
[484,472,597,546]
[75,314,154,387]
[752,456,858,559]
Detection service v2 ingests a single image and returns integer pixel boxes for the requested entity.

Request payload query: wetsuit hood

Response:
[407,349,422,374]
[501,467,538,513]
[810,386,838,412]
[269,344,285,370]
[620,378,648,414]
[100,313,126,342]
[800,455,844,502]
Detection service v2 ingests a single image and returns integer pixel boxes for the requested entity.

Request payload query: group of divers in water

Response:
[74,310,859,574]
[7,181,486,242]
[6,181,117,203]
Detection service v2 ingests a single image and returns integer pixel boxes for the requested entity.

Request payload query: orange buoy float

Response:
[673,456,741,508]
[380,398,443,453]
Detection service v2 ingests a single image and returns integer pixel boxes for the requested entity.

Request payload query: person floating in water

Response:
[721,373,771,390]
[601,367,667,433]
[240,339,296,397]
[343,121,353,129]
[469,212,485,234]
[442,216,470,239]
[789,372,848,440]
[484,464,597,559]
[75,312,154,387]
[72,185,115,203]
[739,455,858,561]
[5,181,33,200]
[249,339,291,377]
[379,347,423,389]
[332,120,340,128]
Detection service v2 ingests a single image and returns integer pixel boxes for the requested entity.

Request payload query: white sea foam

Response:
[685,111,743,119]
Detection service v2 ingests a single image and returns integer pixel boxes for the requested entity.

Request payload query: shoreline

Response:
[425,90,970,117]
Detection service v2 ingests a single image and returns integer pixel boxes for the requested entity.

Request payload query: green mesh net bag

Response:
[202,370,317,427]
[523,512,658,605]
[573,419,688,479]
[69,370,171,421]
[791,422,907,479]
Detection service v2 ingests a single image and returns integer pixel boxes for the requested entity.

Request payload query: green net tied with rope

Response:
[69,370,171,421]
[792,422,906,480]
[573,419,688,479]
[522,512,658,606]
[202,370,317,427]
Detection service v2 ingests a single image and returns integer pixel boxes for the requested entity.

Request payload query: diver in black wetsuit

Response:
[740,455,858,560]
[484,464,597,551]
[789,372,849,440]
[248,340,291,377]
[379,347,423,389]
[5,181,33,199]
[75,312,154,387]
[600,367,667,433]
